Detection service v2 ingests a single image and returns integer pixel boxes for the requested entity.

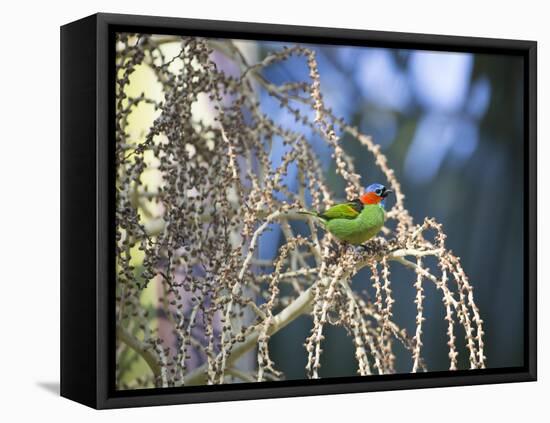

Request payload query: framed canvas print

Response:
[60,13,537,409]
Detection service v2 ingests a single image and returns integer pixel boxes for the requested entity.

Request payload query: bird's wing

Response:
[319,200,363,221]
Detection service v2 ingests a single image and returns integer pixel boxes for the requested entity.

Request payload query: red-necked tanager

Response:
[300,183,392,245]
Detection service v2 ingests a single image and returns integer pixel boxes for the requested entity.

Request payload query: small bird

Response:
[299,183,392,245]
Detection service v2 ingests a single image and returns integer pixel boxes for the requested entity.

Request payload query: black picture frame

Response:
[60,12,537,409]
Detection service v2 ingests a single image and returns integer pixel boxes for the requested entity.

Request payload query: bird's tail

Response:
[297,210,319,217]
[297,210,327,226]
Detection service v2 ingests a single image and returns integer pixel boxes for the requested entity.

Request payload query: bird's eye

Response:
[375,189,382,195]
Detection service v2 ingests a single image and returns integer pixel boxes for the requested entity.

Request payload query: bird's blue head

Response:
[360,183,393,209]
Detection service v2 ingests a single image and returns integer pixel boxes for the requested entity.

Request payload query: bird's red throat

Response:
[360,192,382,205]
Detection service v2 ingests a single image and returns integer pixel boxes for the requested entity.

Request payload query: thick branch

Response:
[184,284,315,385]
[116,324,161,379]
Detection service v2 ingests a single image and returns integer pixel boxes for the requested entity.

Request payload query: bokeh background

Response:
[119,35,525,383]
[247,40,525,377]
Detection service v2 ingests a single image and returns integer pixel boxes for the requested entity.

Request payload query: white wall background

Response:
[0,0,546,420]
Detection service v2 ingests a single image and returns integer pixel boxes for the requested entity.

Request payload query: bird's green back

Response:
[318,200,362,221]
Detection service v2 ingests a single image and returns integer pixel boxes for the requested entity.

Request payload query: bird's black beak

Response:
[382,188,393,198]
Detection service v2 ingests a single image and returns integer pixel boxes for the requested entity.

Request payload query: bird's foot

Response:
[328,243,340,255]
[354,244,368,254]
[355,241,378,256]
[326,242,353,265]
[324,243,340,265]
